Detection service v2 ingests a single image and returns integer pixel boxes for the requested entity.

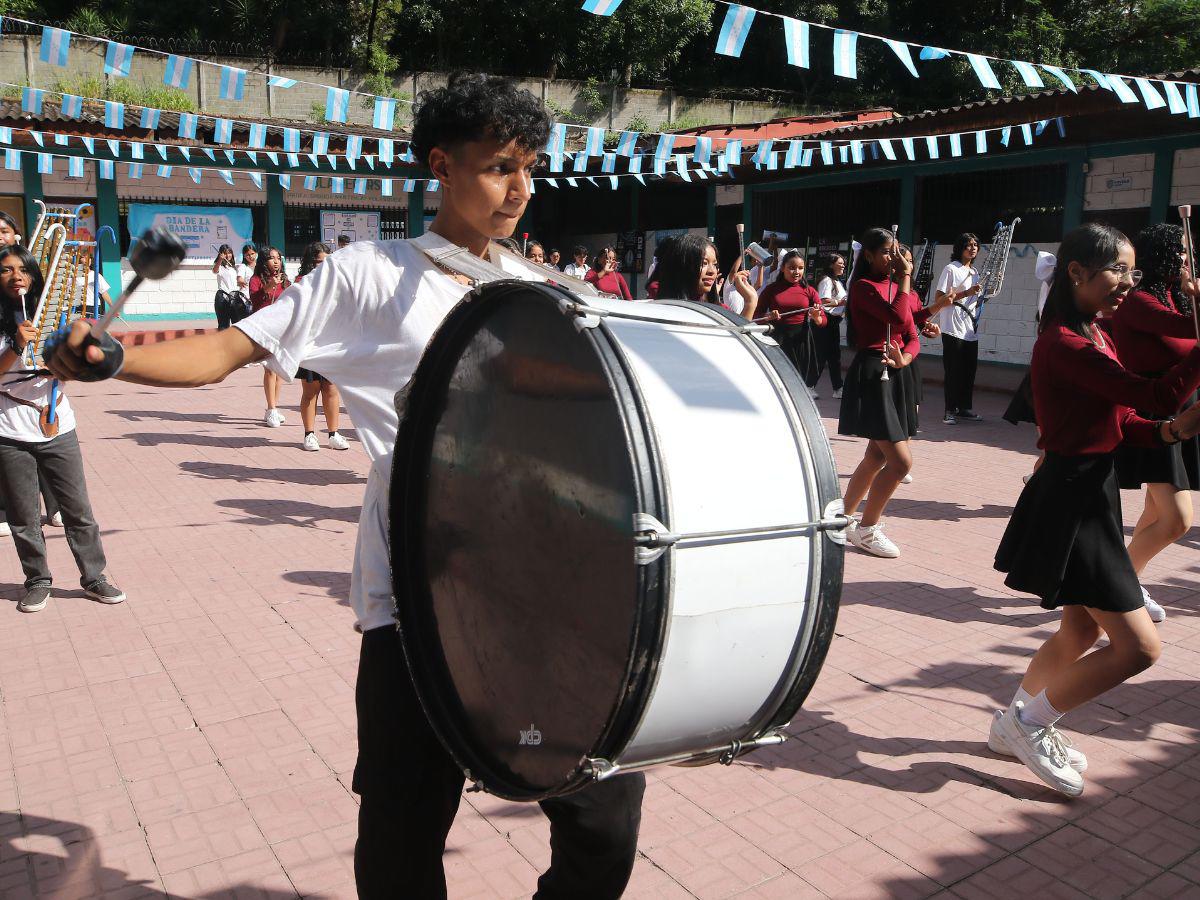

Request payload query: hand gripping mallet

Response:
[43,227,187,382]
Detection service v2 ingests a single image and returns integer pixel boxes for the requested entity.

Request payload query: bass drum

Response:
[390,280,843,801]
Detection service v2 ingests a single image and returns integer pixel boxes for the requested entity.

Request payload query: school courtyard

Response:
[1,364,1198,900]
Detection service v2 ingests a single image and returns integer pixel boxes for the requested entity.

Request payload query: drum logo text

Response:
[519,724,543,746]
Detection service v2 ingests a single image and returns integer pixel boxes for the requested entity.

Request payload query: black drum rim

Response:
[389,279,671,801]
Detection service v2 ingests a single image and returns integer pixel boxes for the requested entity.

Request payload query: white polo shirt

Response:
[933,261,981,341]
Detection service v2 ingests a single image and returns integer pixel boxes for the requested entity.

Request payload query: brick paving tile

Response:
[2,377,1199,897]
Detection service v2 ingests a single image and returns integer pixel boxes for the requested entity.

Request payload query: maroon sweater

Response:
[758,280,825,325]
[848,276,919,357]
[1032,318,1200,454]
[1110,287,1196,374]
[585,269,632,301]
[907,291,935,327]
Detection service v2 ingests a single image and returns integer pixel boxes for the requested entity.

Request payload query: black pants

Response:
[813,316,844,391]
[941,334,979,414]
[214,291,232,330]
[353,626,645,900]
[0,431,107,589]
[0,477,60,524]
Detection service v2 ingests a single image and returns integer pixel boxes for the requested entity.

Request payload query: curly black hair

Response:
[411,72,550,168]
[1133,223,1186,311]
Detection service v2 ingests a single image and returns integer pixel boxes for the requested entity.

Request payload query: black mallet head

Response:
[129,227,187,281]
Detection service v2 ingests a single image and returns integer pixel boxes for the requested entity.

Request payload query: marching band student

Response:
[897,244,943,484]
[653,233,757,317]
[0,246,125,613]
[211,244,240,330]
[248,246,291,427]
[585,246,633,300]
[564,244,590,279]
[1111,224,1200,623]
[294,242,350,452]
[991,223,1200,798]
[46,71,647,899]
[838,227,920,558]
[933,233,984,424]
[757,250,827,395]
[815,253,848,399]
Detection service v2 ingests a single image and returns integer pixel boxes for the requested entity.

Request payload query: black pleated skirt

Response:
[903,355,924,405]
[995,452,1142,612]
[1002,371,1037,426]
[776,323,821,387]
[1115,392,1200,491]
[838,350,919,442]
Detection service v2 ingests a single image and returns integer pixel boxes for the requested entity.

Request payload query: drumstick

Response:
[1180,206,1200,342]
[522,232,529,257]
[89,226,186,340]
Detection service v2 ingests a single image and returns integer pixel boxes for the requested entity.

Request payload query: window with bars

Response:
[917,165,1067,244]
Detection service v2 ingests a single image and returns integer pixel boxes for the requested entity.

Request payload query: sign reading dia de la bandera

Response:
[127,204,254,260]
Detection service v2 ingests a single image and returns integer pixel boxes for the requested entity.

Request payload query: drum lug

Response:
[750,330,779,347]
[557,297,602,331]
[719,731,787,765]
[463,770,486,793]
[584,758,619,781]
[822,499,851,545]
[632,513,679,565]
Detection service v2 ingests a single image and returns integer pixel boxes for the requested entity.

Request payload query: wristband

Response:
[42,328,125,382]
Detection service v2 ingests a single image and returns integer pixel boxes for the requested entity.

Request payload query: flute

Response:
[1180,206,1200,342]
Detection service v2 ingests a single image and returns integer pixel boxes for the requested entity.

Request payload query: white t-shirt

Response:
[721,279,747,315]
[235,263,255,290]
[816,276,847,316]
[216,264,239,293]
[933,261,981,341]
[563,262,590,279]
[0,335,75,442]
[235,235,544,633]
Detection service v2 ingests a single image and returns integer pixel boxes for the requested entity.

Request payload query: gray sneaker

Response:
[84,577,126,605]
[18,584,51,613]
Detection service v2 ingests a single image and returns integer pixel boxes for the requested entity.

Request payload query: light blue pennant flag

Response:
[378,139,393,165]
[281,128,299,153]
[307,153,319,167]
[219,66,247,101]
[178,113,198,140]
[585,126,605,157]
[581,0,624,16]
[28,132,43,147]
[287,152,299,167]
[878,138,896,160]
[266,151,279,165]
[693,135,713,165]
[140,108,161,130]
[249,172,264,189]
[766,150,780,170]
[268,75,297,88]
[98,160,115,180]
[304,176,318,191]
[1187,83,1200,118]
[782,18,809,68]
[312,132,330,155]
[130,142,143,159]
[373,97,396,130]
[4,150,19,171]
[201,148,216,161]
[975,130,987,153]
[105,101,125,129]
[901,137,916,160]
[380,178,391,196]
[628,154,644,175]
[607,175,619,189]
[919,46,950,60]
[1163,82,1188,115]
[1010,60,1043,89]
[127,162,143,179]
[715,5,756,58]
[427,180,440,192]
[219,170,235,185]
[354,178,367,195]
[179,146,192,161]
[653,155,668,176]
[819,141,832,166]
[0,129,13,145]
[546,122,567,156]
[1134,78,1166,110]
[949,133,962,157]
[1000,126,1012,146]
[164,55,195,89]
[602,152,616,173]
[694,168,709,180]
[851,140,864,164]
[837,145,849,164]
[1056,117,1067,136]
[68,157,84,178]
[40,27,71,67]
[106,138,121,156]
[655,134,676,161]
[717,155,728,173]
[223,149,236,164]
[81,136,95,154]
[364,154,375,170]
[750,139,771,167]
[884,39,918,77]
[966,54,1001,89]
[326,87,350,123]
[1020,123,1033,145]
[61,94,82,118]
[402,179,416,192]
[245,150,258,165]
[1035,119,1049,136]
[724,139,742,166]
[54,134,69,146]
[675,155,692,181]
[37,154,52,175]
[346,134,363,162]
[783,140,802,167]
[543,178,559,188]
[21,87,44,115]
[832,30,858,79]
[614,131,638,157]
[249,124,267,149]
[1040,66,1077,92]
[331,176,345,193]
[213,119,233,143]
[1106,75,1139,104]
[156,165,172,178]
[155,144,168,160]
[924,136,939,159]
[104,41,134,77]
[1079,69,1111,90]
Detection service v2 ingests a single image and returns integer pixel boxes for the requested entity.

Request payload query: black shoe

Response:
[18,584,51,613]
[957,409,983,421]
[84,577,126,605]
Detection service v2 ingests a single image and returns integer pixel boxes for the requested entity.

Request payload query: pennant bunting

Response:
[850,140,864,164]
[155,144,168,160]
[674,155,691,181]
[581,0,624,15]
[81,137,95,153]
[178,113,198,140]
[164,55,195,89]
[130,142,144,159]
[354,178,367,195]
[1106,75,1139,104]
[878,138,896,160]
[346,135,363,161]
[304,176,317,190]
[106,138,121,156]
[615,131,639,156]
[4,150,18,171]
[331,177,345,193]
[1041,65,1077,92]
[782,17,809,68]
[157,164,172,178]
[39,27,71,67]
[715,5,756,58]
[326,87,350,123]
[201,148,216,161]
[104,101,125,129]
[585,126,605,156]
[925,136,939,159]
[402,179,416,193]
[373,97,397,131]
[37,154,52,175]
[189,167,202,184]
[213,119,233,143]
[218,169,234,186]
[219,66,247,101]
[249,124,267,149]
[378,139,394,164]
[140,108,161,130]
[283,128,300,152]
[61,94,82,118]
[901,137,916,160]
[249,172,264,189]
[68,157,84,178]
[784,140,802,167]
[693,135,713,165]
[127,162,143,179]
[949,133,962,157]
[1020,123,1033,144]
[224,149,237,164]
[724,139,742,166]
[975,130,987,153]
[966,54,1001,89]
[819,141,832,166]
[920,46,950,60]
[380,178,392,197]
[832,30,859,79]
[98,159,114,180]
[1187,83,1200,119]
[884,39,918,77]
[104,41,134,77]
[655,133,676,160]
[268,75,297,88]
[21,87,44,115]
[312,132,330,155]
[1134,77,1166,110]
[1000,126,1012,146]
[602,152,617,173]
[573,151,589,173]
[1163,81,1188,115]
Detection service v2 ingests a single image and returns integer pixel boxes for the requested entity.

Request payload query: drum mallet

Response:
[43,226,187,381]
[1180,206,1200,341]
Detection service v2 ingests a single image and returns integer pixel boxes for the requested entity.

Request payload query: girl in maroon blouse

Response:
[837,227,921,559]
[992,223,1200,799]
[1111,224,1199,623]
[758,250,827,394]
[584,247,633,301]
[650,234,757,315]
[248,246,291,427]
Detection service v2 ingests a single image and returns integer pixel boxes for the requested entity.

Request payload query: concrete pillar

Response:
[407,184,425,238]
[266,175,285,249]
[1063,151,1087,234]
[20,152,43,240]
[1150,147,1175,224]
[94,168,122,297]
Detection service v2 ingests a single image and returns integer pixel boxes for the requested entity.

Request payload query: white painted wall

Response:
[1171,147,1200,207]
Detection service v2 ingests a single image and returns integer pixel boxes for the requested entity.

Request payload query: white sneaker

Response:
[1141,586,1166,623]
[995,703,1085,797]
[328,432,349,450]
[47,511,63,527]
[989,710,1087,773]
[302,433,320,452]
[848,522,900,558]
[900,473,913,484]
[0,521,10,537]
[832,388,843,399]
[265,408,284,427]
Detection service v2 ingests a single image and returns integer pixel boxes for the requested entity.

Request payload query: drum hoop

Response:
[389,279,672,800]
[657,300,843,741]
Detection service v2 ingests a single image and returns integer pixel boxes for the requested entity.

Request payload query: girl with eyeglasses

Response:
[991,223,1200,798]
[1110,223,1199,624]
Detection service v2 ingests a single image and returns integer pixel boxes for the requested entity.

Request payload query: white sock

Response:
[1011,686,1034,710]
[1018,690,1064,729]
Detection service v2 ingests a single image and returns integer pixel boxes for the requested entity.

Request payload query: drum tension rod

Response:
[633,511,852,551]
[558,299,772,335]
